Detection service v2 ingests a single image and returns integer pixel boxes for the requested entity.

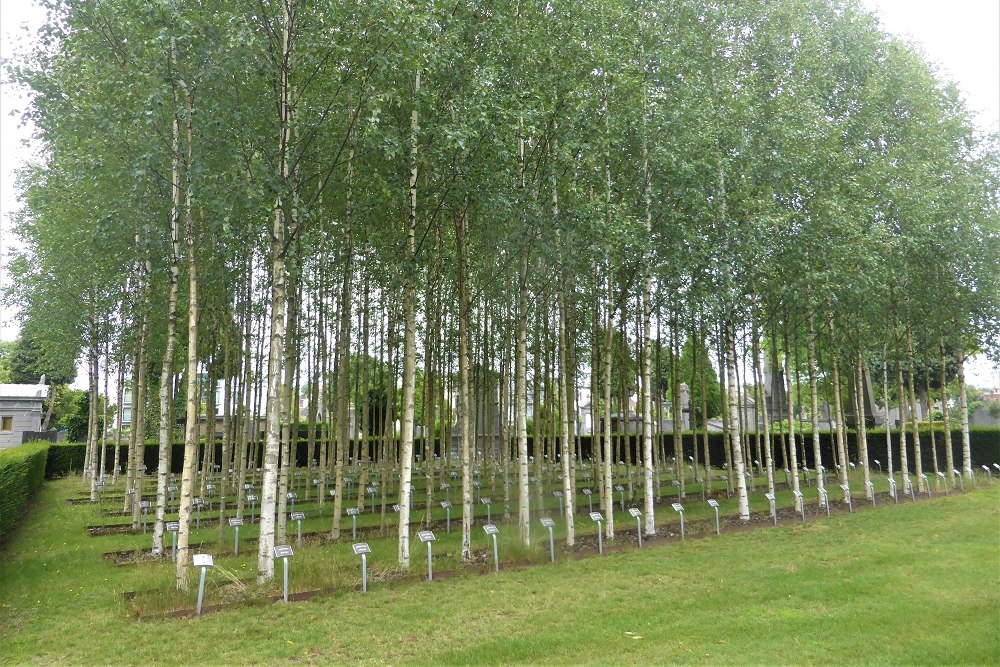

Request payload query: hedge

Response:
[0,441,49,544]
[45,426,1000,479]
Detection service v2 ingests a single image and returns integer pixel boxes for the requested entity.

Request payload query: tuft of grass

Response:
[0,477,997,665]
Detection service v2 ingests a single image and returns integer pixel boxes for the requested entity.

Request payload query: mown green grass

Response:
[1,477,997,665]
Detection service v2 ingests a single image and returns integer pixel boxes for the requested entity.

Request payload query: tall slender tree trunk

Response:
[515,249,530,545]
[175,83,199,591]
[807,314,824,505]
[398,72,420,568]
[257,0,294,584]
[957,354,972,479]
[153,109,182,554]
[726,322,750,520]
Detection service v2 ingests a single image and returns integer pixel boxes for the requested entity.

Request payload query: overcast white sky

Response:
[1,1,999,387]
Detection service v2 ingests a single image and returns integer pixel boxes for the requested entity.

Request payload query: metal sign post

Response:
[615,485,625,512]
[193,497,204,529]
[166,521,179,561]
[481,498,492,524]
[589,512,604,554]
[818,487,830,517]
[274,546,293,602]
[229,517,244,555]
[484,525,500,571]
[248,494,258,523]
[440,482,450,503]
[888,476,897,503]
[920,473,930,498]
[874,459,882,474]
[707,499,720,535]
[139,500,151,534]
[418,531,435,581]
[352,543,371,592]
[954,469,965,492]
[671,503,685,539]
[629,508,642,547]
[552,490,564,516]
[840,484,852,513]
[440,500,452,533]
[286,491,297,513]
[540,517,555,562]
[866,481,876,506]
[367,486,377,512]
[290,511,305,547]
[764,493,777,526]
[582,488,593,513]
[936,471,947,495]
[347,507,360,540]
[792,490,805,521]
[193,554,213,616]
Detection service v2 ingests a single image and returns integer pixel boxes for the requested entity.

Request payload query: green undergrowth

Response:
[0,478,997,665]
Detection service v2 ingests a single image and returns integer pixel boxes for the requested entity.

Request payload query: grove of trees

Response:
[4,0,998,590]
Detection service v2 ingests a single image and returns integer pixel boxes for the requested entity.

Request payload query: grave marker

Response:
[840,484,853,512]
[540,517,556,563]
[483,524,500,571]
[166,521,179,561]
[193,554,213,615]
[273,545,293,602]
[589,512,604,554]
[629,507,642,547]
[707,499,721,535]
[346,507,360,539]
[229,517,244,555]
[671,503,685,538]
[792,490,805,521]
[352,543,371,592]
[290,511,305,547]
[440,500,453,533]
[418,530,435,581]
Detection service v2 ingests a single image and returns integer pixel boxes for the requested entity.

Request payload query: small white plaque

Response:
[192,554,213,568]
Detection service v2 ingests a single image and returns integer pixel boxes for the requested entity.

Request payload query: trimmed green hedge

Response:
[0,441,49,544]
[44,427,1000,479]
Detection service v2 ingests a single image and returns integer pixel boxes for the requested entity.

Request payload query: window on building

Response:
[1,416,13,432]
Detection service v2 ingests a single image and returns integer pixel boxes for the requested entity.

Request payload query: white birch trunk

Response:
[398,70,420,568]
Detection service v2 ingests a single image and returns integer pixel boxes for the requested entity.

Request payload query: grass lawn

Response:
[1,477,997,665]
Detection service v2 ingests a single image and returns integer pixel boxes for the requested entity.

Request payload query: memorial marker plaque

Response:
[671,503,686,539]
[193,554,214,615]
[792,490,806,521]
[707,499,721,535]
[274,545,294,602]
[628,508,643,547]
[482,525,500,571]
[840,484,853,512]
[418,531,436,580]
